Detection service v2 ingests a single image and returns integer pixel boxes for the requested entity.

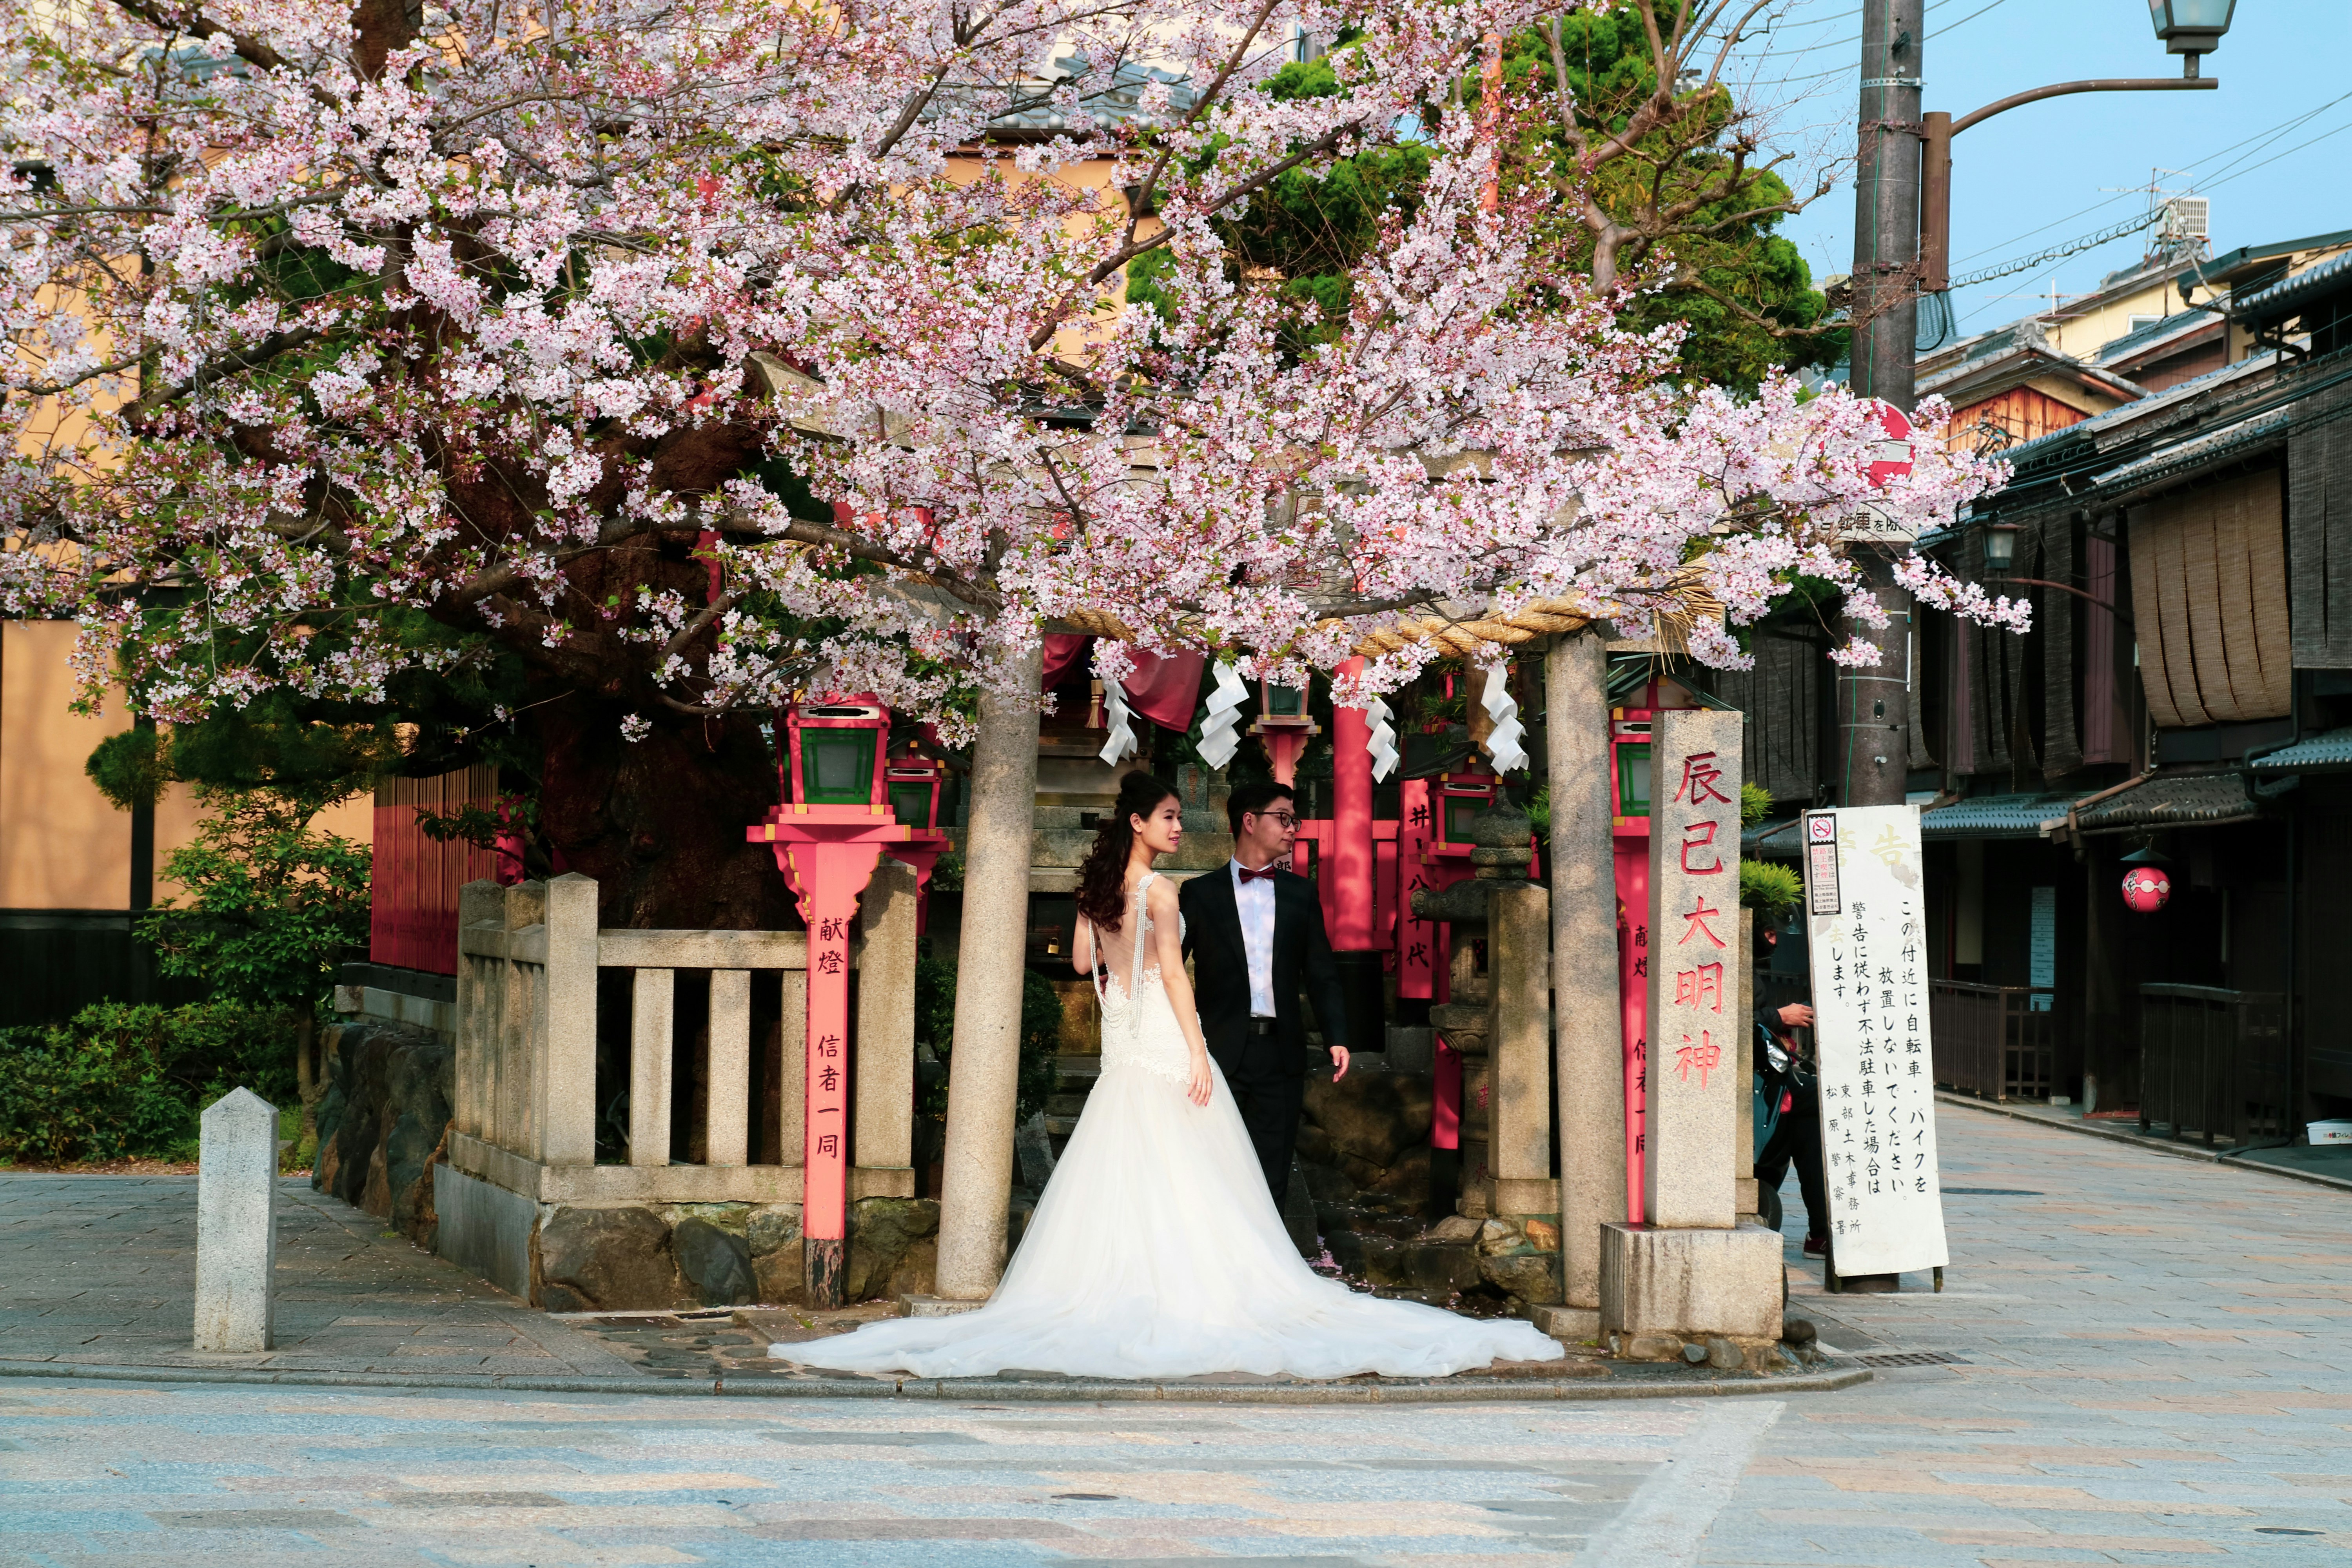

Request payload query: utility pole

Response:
[1839,0,1924,814]
[1829,0,1926,1299]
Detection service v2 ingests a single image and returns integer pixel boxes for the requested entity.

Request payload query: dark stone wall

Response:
[526,1197,937,1311]
[312,1018,454,1249]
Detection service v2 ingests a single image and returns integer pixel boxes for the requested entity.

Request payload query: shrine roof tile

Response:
[1918,792,2080,840]
[2060,770,2286,835]
[2247,726,2352,772]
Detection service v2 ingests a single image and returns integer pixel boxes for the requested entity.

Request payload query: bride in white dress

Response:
[781,772,1564,1379]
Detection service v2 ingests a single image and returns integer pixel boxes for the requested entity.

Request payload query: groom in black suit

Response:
[1179,780,1355,1200]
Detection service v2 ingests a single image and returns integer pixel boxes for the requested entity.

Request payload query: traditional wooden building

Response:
[1893,224,2352,1142]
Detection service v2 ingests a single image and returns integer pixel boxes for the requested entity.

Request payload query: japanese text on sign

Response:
[1801,805,1947,1278]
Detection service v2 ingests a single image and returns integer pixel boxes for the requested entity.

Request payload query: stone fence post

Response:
[194,1087,278,1353]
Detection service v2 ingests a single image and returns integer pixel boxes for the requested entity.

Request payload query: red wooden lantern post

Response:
[1417,765,1496,1159]
[1251,680,1318,789]
[1327,658,1376,951]
[746,695,947,1306]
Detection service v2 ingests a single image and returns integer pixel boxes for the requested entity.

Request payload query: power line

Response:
[1735,0,1991,80]
[1949,209,2166,289]
[1951,87,2352,266]
[2200,113,2352,191]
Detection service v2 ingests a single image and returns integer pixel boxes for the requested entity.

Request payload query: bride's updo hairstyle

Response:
[1074,771,1180,933]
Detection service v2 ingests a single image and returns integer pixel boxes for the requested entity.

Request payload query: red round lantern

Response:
[2120,865,2171,913]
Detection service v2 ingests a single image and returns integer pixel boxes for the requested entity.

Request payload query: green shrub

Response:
[913,957,1062,1123]
[0,1001,292,1165]
[1739,858,1804,919]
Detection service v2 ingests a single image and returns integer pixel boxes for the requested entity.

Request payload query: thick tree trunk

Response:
[532,697,793,931]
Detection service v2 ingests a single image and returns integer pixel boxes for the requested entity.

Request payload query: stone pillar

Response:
[1487,881,1557,1218]
[1643,708,1741,1228]
[1546,632,1622,1312]
[935,641,1044,1299]
[854,860,919,1198]
[706,968,752,1166]
[1601,708,1780,1359]
[629,968,675,1167]
[454,880,501,1144]
[194,1087,278,1353]
[540,872,601,1167]
[500,879,546,1159]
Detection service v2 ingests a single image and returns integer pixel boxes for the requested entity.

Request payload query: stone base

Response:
[1607,1330,1787,1374]
[433,1164,535,1301]
[1529,1303,1600,1341]
[1599,1220,1782,1342]
[1491,1176,1561,1216]
[1735,1176,1759,1216]
[433,1181,939,1310]
[897,1294,985,1318]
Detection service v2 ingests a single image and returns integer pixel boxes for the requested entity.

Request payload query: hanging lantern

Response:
[2120,864,2171,913]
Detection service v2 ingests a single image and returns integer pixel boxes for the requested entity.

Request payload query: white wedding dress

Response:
[780,872,1564,1380]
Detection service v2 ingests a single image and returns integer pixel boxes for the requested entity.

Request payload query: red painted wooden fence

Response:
[371,766,501,975]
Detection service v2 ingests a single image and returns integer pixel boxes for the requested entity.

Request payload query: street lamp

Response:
[2148,0,2236,74]
[1980,521,2019,573]
[1916,8,2232,292]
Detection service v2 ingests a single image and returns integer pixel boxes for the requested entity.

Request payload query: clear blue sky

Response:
[1725,0,2347,342]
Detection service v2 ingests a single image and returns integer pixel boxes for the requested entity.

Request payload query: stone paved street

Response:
[0,1100,2345,1563]
[0,1177,640,1379]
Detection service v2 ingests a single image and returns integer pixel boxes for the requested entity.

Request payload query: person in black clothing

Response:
[1753,923,1829,1255]
[1177,780,1355,1201]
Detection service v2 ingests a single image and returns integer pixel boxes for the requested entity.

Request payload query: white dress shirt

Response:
[1230,858,1278,1018]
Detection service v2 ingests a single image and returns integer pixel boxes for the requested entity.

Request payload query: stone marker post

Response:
[1642,707,1740,1228]
[194,1087,278,1352]
[1599,709,1782,1365]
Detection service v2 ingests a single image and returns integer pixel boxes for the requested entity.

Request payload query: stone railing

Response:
[435,867,920,1307]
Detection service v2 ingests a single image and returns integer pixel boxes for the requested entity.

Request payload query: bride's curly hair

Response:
[1074,771,1180,933]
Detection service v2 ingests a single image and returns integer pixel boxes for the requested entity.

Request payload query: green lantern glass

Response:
[1617,743,1652,817]
[800,728,879,805]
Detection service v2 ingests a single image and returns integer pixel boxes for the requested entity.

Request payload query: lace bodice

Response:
[1085,873,1190,1086]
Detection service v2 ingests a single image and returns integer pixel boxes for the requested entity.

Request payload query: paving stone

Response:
[0,1102,2348,1566]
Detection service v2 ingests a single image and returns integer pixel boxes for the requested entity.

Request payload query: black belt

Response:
[1246,1018,1279,1036]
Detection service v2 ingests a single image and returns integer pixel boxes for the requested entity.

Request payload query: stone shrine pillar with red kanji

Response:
[1597,708,1783,1365]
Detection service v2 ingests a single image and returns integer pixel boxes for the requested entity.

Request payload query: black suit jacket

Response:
[1179,864,1353,1077]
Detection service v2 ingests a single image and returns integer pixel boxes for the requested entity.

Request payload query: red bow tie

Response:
[1238,865,1277,883]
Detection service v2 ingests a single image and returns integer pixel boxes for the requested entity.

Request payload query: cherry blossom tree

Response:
[0,0,2020,929]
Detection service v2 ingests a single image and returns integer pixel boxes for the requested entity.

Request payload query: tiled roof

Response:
[2092,308,2221,366]
[2067,771,2278,835]
[1919,793,2080,840]
[2089,408,2294,493]
[1977,348,2286,475]
[2248,726,2352,772]
[2229,249,2352,325]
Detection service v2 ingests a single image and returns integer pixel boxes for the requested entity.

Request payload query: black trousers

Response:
[1755,1110,1828,1240]
[1215,1038,1305,1201]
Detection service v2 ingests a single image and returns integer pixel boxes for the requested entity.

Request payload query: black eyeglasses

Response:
[1254,811,1300,828]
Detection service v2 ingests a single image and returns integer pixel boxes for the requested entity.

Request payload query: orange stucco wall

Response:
[1,621,131,908]
[1,619,374,909]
